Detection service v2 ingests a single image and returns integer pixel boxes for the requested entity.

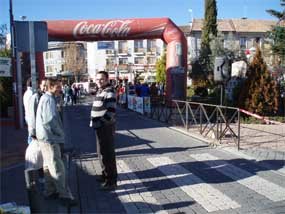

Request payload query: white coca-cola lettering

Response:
[73,20,133,38]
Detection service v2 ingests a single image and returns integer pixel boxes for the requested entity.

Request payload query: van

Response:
[72,82,97,94]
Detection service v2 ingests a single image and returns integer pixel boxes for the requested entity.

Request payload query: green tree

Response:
[155,51,166,84]
[239,46,279,115]
[0,24,12,117]
[201,0,218,47]
[199,0,218,83]
[266,0,285,65]
[266,0,285,20]
[64,42,86,82]
[0,24,7,49]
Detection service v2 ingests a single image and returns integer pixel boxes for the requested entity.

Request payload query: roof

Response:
[231,19,276,32]
[179,25,191,34]
[190,18,279,33]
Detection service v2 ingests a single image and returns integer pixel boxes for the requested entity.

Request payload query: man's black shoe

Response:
[44,192,59,200]
[100,182,117,191]
[59,197,78,207]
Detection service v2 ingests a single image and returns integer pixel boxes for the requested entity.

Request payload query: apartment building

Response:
[44,42,65,77]
[43,42,87,80]
[189,18,277,60]
[87,39,165,83]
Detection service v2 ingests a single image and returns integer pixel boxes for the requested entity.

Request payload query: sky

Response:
[0,0,282,27]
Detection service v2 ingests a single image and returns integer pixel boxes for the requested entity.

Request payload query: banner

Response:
[127,95,144,114]
[97,41,114,49]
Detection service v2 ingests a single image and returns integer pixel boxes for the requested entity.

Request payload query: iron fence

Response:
[149,99,241,149]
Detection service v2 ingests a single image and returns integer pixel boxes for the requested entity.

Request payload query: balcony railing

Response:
[146,47,157,54]
[118,64,128,70]
[105,50,115,56]
[118,49,129,55]
[105,64,115,71]
[134,48,145,54]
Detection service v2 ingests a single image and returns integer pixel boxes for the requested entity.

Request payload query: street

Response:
[62,103,285,214]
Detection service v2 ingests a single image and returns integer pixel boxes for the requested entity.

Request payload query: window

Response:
[255,37,261,46]
[240,37,247,49]
[61,64,65,71]
[119,58,128,65]
[106,58,115,65]
[134,57,144,64]
[134,40,144,52]
[147,40,156,51]
[118,41,128,53]
[147,57,156,64]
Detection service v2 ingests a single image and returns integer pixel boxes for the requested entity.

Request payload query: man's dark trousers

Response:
[95,123,117,184]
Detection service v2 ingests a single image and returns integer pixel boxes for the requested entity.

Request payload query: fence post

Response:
[237,109,241,150]
[199,104,202,134]
[185,102,188,130]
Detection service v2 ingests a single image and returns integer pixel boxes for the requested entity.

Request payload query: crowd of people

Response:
[23,77,77,207]
[22,74,166,207]
[115,80,165,106]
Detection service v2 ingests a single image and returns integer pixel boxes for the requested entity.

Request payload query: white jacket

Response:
[23,87,33,125]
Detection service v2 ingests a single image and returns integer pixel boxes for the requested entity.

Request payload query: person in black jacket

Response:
[90,71,117,190]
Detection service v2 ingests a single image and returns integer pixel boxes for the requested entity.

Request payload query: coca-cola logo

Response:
[73,20,133,38]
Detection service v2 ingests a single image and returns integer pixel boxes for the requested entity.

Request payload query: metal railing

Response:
[149,99,241,149]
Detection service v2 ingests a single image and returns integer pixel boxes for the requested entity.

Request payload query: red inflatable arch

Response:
[38,18,187,101]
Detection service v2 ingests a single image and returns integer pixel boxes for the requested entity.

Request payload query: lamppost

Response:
[188,9,193,25]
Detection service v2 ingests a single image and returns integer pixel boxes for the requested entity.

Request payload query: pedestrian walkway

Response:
[64,105,285,214]
[1,103,285,213]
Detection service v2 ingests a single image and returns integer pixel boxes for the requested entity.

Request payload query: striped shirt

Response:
[90,84,116,129]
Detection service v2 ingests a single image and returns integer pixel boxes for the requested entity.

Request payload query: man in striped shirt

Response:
[90,71,117,190]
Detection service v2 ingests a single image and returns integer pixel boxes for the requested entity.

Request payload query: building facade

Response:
[189,18,277,61]
[87,39,165,83]
[43,42,87,81]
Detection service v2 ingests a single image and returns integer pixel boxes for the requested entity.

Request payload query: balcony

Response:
[118,49,129,56]
[105,64,115,71]
[134,48,145,55]
[118,64,129,71]
[105,49,115,56]
[146,47,157,55]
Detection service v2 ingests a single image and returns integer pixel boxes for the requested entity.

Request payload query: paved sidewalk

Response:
[65,106,285,213]
[0,124,27,169]
[1,102,284,213]
[169,121,285,162]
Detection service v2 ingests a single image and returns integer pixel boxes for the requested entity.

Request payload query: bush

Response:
[0,77,13,117]
[187,86,195,97]
[194,87,208,97]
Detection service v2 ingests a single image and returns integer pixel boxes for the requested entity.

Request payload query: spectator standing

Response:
[90,71,118,190]
[27,78,47,140]
[23,78,34,144]
[140,83,150,97]
[135,82,142,97]
[36,78,77,207]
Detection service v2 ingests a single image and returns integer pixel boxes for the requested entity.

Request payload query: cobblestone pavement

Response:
[170,122,285,177]
[1,94,284,213]
[64,105,285,214]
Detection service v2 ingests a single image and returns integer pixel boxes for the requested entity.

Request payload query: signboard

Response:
[0,57,12,77]
[97,41,114,49]
[127,95,144,114]
[15,21,48,52]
